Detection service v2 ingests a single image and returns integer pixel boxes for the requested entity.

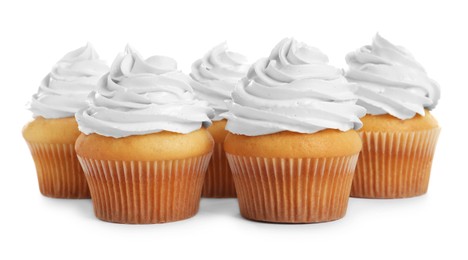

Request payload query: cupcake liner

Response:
[202,143,236,198]
[26,142,90,199]
[351,128,441,198]
[78,153,212,224]
[226,154,359,223]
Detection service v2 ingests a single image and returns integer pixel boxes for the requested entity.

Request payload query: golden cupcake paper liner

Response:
[78,153,212,224]
[351,128,441,198]
[226,154,359,223]
[202,143,236,198]
[26,142,90,199]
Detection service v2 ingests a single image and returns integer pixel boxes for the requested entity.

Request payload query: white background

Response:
[1,0,467,259]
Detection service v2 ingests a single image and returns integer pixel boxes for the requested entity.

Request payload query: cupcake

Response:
[75,46,214,224]
[190,43,249,198]
[23,43,108,198]
[345,34,441,198]
[222,38,366,223]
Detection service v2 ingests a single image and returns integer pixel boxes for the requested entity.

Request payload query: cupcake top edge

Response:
[75,46,214,138]
[345,33,441,120]
[222,37,366,137]
[29,43,109,119]
[189,42,250,121]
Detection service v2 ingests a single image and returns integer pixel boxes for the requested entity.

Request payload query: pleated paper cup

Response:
[226,154,359,223]
[78,153,212,224]
[351,128,441,198]
[202,143,236,198]
[26,142,90,199]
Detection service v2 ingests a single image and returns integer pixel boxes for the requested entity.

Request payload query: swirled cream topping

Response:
[223,38,366,136]
[346,33,440,120]
[76,46,214,138]
[190,42,249,120]
[29,43,109,118]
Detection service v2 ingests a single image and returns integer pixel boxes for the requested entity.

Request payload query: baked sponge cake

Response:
[75,46,214,224]
[346,34,441,198]
[190,43,249,197]
[76,129,213,161]
[223,38,366,223]
[23,44,108,198]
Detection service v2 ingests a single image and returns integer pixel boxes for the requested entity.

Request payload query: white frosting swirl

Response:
[190,42,249,120]
[223,38,366,136]
[346,34,440,120]
[29,43,109,118]
[76,46,214,138]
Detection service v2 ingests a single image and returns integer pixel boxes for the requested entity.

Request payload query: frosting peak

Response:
[76,47,214,138]
[29,43,109,118]
[190,42,249,120]
[223,38,366,136]
[346,33,440,120]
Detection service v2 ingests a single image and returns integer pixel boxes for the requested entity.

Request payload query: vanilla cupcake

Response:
[223,38,366,223]
[23,43,108,198]
[190,43,249,198]
[75,46,214,224]
[346,34,441,198]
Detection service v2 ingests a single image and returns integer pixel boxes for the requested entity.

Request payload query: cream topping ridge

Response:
[223,38,365,136]
[346,33,440,119]
[190,42,249,120]
[76,46,214,138]
[30,43,109,118]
